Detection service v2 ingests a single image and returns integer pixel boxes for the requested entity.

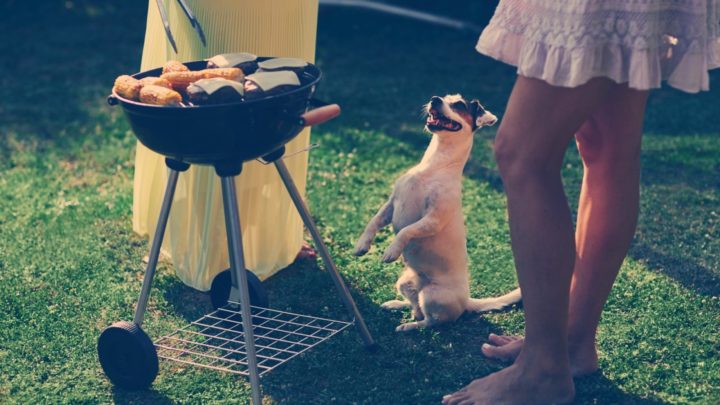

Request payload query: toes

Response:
[442,391,470,405]
[487,333,511,345]
[481,342,519,361]
[487,333,523,346]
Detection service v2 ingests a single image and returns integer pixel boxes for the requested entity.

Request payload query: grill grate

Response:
[155,302,352,377]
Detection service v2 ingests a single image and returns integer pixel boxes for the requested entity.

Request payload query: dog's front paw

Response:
[381,245,402,263]
[352,234,373,256]
[352,241,370,256]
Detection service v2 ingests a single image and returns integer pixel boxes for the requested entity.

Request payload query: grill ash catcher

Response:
[99,59,376,404]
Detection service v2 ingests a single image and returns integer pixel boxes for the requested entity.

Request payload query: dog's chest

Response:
[391,173,436,231]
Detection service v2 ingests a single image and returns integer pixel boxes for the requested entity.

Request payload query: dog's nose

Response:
[430,96,443,108]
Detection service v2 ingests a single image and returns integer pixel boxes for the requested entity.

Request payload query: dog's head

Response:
[424,94,497,135]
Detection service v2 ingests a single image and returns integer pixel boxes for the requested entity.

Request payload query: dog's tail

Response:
[465,287,521,313]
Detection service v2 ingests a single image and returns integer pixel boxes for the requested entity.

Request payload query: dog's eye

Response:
[452,101,466,110]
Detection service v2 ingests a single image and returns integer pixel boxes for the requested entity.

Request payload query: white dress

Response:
[477,0,720,93]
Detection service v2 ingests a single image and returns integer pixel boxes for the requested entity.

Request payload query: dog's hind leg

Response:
[353,195,394,256]
[395,319,431,332]
[395,284,464,332]
[383,267,425,320]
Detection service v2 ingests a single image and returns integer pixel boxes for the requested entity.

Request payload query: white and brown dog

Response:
[353,94,521,332]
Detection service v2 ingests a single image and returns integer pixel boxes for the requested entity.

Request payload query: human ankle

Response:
[567,331,597,354]
[515,349,572,377]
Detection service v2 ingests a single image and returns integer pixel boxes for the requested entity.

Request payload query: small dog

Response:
[353,94,521,332]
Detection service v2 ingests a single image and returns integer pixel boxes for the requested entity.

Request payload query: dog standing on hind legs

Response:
[353,94,521,332]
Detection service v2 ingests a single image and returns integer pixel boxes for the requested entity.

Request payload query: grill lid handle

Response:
[301,104,341,127]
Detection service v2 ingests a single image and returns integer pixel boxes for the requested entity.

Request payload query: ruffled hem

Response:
[477,25,720,94]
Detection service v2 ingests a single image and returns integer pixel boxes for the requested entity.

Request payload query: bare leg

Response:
[444,76,615,405]
[481,85,649,377]
[568,85,649,374]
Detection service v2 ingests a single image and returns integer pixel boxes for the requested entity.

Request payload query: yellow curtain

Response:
[134,0,319,291]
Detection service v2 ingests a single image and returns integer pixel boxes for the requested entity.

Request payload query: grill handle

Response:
[301,104,341,127]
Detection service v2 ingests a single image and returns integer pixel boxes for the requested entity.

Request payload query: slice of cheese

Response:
[207,52,257,68]
[246,71,300,91]
[191,78,244,96]
[257,57,307,70]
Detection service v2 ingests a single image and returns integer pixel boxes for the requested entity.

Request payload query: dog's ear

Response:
[469,99,498,128]
[469,99,485,129]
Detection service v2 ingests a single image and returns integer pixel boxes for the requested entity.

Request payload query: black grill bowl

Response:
[109,59,321,165]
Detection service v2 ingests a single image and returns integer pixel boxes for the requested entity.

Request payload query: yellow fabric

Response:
[134,0,319,291]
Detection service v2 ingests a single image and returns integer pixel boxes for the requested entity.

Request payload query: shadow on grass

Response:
[575,372,667,405]
[160,277,214,323]
[631,244,720,297]
[112,386,174,405]
[640,147,720,191]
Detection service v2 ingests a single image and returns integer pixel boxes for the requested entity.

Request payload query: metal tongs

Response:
[155,0,207,53]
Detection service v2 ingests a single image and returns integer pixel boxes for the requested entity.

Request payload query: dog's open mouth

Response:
[426,110,462,132]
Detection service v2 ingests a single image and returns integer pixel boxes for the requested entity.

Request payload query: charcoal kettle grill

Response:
[98,59,375,404]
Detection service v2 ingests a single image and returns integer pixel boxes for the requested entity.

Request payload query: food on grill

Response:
[243,71,301,100]
[202,67,244,81]
[162,60,190,74]
[139,76,172,89]
[161,67,243,94]
[113,57,313,106]
[187,78,245,105]
[139,85,183,106]
[113,75,143,100]
[257,57,307,74]
[207,52,258,74]
[160,70,206,93]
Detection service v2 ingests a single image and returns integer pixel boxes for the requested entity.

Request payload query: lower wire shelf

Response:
[155,302,353,377]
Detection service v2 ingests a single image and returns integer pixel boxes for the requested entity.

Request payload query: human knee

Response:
[493,126,557,184]
[576,125,641,170]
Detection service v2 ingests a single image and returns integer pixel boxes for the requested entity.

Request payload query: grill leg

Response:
[134,168,181,326]
[220,176,263,405]
[274,159,377,349]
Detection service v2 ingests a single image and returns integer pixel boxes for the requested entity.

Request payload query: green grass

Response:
[1,1,718,404]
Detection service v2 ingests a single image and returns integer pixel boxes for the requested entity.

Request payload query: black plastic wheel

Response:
[97,321,158,390]
[210,268,269,309]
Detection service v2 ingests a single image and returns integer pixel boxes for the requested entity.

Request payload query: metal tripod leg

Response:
[220,176,262,405]
[134,169,180,326]
[274,159,376,349]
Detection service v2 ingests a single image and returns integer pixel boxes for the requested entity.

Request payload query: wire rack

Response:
[155,302,352,377]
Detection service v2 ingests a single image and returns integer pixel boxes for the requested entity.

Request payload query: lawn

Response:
[0,1,718,404]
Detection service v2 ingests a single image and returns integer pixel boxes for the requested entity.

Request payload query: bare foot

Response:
[442,362,575,405]
[295,242,317,260]
[481,334,599,377]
